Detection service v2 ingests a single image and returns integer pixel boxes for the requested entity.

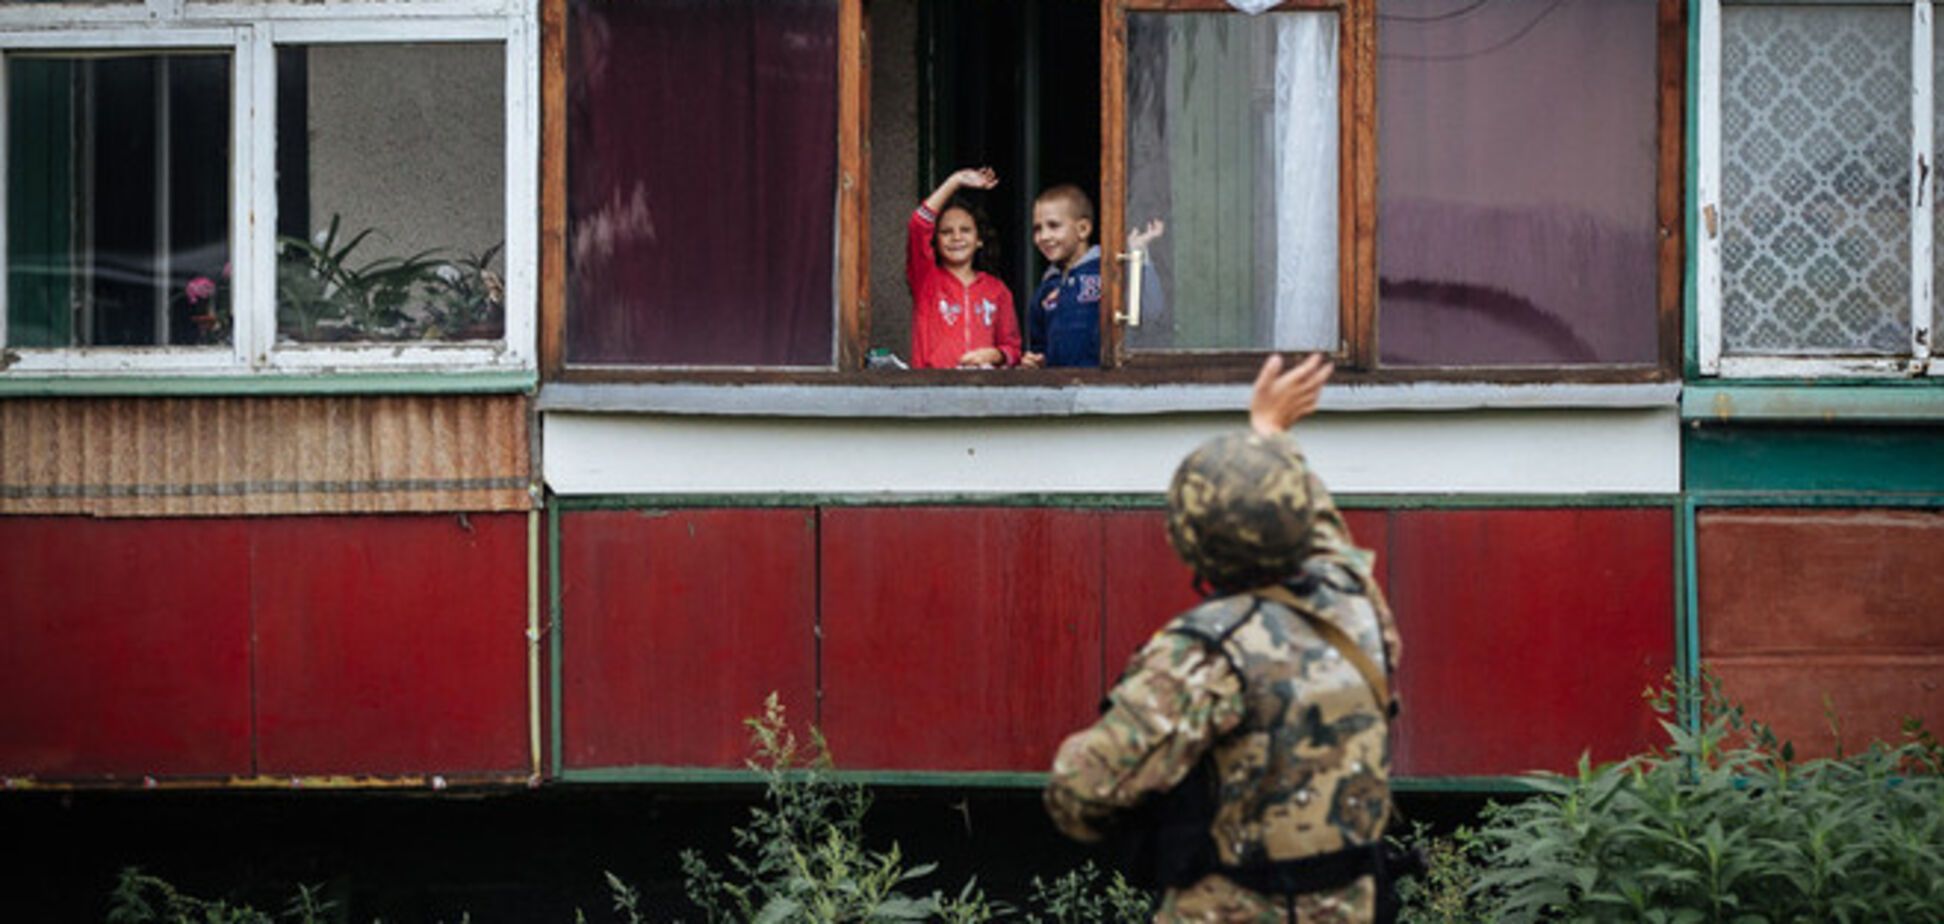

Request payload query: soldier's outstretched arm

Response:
[1043,631,1245,843]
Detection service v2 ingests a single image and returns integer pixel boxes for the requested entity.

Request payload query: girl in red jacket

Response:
[907,167,1021,369]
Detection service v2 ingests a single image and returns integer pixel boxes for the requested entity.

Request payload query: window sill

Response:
[1682,383,1944,423]
[537,381,1680,418]
[0,370,537,397]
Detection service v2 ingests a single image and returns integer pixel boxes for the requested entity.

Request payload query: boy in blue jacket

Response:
[1020,185,1164,368]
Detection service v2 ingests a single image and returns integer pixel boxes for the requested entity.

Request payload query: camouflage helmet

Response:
[1166,432,1315,592]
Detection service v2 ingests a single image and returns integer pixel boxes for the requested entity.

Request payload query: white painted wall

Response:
[543,408,1681,496]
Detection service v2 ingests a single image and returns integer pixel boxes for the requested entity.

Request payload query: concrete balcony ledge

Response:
[537,381,1682,419]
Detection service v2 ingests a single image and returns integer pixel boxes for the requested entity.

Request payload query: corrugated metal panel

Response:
[0,395,531,516]
[0,517,254,780]
[819,508,1105,772]
[1385,508,1676,776]
[558,508,817,770]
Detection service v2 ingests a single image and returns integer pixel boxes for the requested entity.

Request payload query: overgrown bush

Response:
[1395,672,1944,923]
[107,868,333,924]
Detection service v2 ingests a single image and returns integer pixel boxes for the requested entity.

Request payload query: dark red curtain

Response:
[567,0,837,366]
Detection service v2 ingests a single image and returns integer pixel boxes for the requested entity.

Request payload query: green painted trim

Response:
[1683,384,1944,422]
[547,502,564,779]
[555,766,1541,793]
[1684,0,1700,380]
[1680,497,1702,733]
[550,493,1681,513]
[1686,492,1944,508]
[1392,776,1544,796]
[0,371,537,397]
[1686,425,1944,494]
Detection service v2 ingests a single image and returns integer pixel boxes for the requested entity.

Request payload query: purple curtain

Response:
[568,0,837,366]
[1377,0,1659,366]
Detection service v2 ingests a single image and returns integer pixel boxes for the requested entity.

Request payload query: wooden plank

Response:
[1100,0,1128,366]
[0,395,531,516]
[1699,509,1944,654]
[1343,0,1377,368]
[1384,508,1675,776]
[539,0,567,377]
[1657,0,1686,379]
[819,508,1105,771]
[252,514,529,775]
[557,508,817,769]
[1708,659,1944,763]
[837,0,869,370]
[0,517,253,780]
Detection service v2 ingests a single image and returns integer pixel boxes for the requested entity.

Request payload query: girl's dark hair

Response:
[934,196,1002,276]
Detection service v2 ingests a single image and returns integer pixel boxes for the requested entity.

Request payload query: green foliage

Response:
[1400,672,1944,923]
[1391,823,1487,924]
[1018,862,1156,923]
[275,215,501,343]
[655,692,999,923]
[106,868,334,924]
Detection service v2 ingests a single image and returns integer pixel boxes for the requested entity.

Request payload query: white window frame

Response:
[0,0,536,377]
[1698,0,1940,379]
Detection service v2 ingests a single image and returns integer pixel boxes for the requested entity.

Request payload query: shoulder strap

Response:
[1252,584,1391,713]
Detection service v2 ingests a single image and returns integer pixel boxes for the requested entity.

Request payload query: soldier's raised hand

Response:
[1249,353,1331,436]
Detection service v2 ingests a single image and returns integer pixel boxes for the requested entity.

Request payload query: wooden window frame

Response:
[540,0,1684,387]
[0,0,537,378]
[1696,0,1942,380]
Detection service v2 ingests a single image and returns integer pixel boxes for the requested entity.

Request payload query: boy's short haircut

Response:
[1036,184,1095,224]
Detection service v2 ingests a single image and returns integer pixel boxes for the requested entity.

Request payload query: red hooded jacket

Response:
[906,204,1020,369]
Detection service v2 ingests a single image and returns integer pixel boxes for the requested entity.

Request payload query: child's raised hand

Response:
[1128,218,1166,252]
[952,167,999,191]
[1249,353,1331,436]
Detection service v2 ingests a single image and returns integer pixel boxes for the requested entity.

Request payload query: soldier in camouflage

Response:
[1046,354,1403,923]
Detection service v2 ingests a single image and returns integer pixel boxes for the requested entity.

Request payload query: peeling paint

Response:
[1712,391,1735,422]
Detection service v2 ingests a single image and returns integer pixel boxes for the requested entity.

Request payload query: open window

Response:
[1697,0,1941,378]
[0,0,535,379]
[545,0,1680,383]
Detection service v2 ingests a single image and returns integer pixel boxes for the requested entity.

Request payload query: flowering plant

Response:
[179,261,232,345]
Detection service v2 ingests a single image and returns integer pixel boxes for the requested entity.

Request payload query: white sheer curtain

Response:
[1271,13,1338,350]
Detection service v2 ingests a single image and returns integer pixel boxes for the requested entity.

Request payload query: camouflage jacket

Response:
[1045,473,1399,921]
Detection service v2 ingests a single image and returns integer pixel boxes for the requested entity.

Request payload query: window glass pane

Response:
[567,0,838,367]
[275,42,505,344]
[1721,5,1909,356]
[6,52,231,348]
[1378,0,1657,366]
[1124,11,1338,353]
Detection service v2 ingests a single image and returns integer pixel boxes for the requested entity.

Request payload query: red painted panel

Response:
[1102,511,1201,692]
[559,509,816,768]
[1710,658,1944,762]
[252,514,528,775]
[1100,503,1430,770]
[1099,508,1389,696]
[820,508,1104,771]
[1384,508,1674,776]
[1698,509,1944,653]
[0,518,253,779]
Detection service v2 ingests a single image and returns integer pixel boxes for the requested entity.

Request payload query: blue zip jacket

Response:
[1029,246,1104,368]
